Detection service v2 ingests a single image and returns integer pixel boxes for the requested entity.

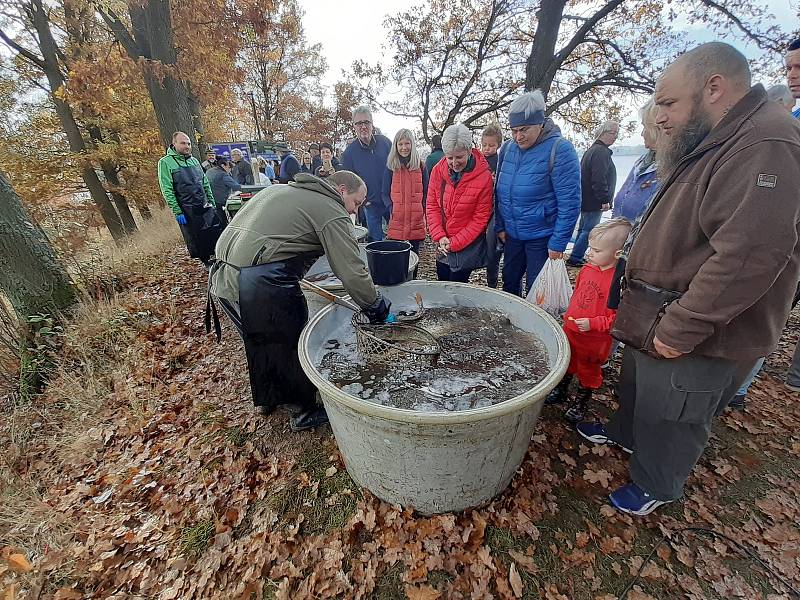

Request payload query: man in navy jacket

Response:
[341,105,392,241]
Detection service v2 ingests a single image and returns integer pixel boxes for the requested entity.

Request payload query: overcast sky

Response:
[299,0,798,148]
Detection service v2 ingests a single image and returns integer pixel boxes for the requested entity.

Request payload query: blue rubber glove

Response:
[176,214,187,226]
[385,313,397,324]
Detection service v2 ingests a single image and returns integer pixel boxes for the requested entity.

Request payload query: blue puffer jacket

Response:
[495,120,581,251]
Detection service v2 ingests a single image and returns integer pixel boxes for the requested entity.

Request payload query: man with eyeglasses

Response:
[341,105,392,241]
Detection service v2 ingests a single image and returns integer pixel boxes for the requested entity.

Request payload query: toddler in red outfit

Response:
[546,218,632,422]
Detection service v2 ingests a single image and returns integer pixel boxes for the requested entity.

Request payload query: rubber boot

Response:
[565,387,593,423]
[290,406,330,431]
[545,374,573,405]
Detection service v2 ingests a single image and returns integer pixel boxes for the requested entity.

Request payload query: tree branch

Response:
[95,5,140,59]
[550,0,624,75]
[695,0,782,52]
[547,75,653,115]
[0,28,46,69]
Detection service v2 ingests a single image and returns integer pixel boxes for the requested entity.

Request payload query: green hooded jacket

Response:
[211,174,378,308]
[157,147,217,214]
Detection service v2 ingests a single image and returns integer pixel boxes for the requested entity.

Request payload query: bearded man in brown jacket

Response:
[576,42,800,516]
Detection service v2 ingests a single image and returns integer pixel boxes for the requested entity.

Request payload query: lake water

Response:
[611,154,640,195]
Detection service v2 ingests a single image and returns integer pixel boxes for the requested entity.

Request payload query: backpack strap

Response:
[548,137,562,174]
[496,140,511,175]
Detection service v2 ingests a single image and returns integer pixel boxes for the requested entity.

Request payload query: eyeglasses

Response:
[353,120,372,127]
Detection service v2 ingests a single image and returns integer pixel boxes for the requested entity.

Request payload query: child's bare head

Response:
[586,218,632,269]
[481,123,503,156]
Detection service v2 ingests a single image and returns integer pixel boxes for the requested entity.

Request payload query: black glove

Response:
[362,292,392,324]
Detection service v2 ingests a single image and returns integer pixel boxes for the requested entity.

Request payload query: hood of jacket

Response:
[533,118,562,148]
[166,146,195,163]
[290,173,345,208]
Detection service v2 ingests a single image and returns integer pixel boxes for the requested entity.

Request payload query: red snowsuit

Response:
[563,263,617,388]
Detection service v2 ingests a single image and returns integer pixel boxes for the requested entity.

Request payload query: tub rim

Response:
[298,281,570,425]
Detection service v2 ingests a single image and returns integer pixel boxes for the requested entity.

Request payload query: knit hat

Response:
[509,108,545,128]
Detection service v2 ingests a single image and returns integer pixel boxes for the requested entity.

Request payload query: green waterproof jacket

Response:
[158,147,217,214]
[210,174,378,308]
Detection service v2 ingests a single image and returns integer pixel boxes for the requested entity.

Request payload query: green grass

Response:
[179,518,215,559]
[370,561,405,600]
[486,525,539,598]
[266,443,363,535]
[225,426,253,447]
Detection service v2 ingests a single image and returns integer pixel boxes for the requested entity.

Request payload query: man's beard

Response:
[657,100,713,180]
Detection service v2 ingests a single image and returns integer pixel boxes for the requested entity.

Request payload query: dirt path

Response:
[2,244,799,599]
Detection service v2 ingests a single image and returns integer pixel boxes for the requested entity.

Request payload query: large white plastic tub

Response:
[303,246,419,317]
[298,281,569,514]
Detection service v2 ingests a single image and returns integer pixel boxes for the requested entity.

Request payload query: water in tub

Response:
[315,307,549,411]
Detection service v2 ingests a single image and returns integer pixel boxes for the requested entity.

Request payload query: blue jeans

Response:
[569,210,603,264]
[736,357,765,396]
[364,203,389,242]
[502,236,550,297]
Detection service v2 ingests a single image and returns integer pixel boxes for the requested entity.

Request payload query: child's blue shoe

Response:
[575,421,633,454]
[609,483,673,516]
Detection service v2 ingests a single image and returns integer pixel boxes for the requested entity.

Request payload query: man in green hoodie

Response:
[158,131,223,265]
[209,171,391,431]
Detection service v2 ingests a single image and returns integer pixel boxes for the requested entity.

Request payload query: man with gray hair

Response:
[494,90,581,296]
[577,42,800,516]
[341,105,392,241]
[231,148,254,186]
[568,120,619,267]
[766,84,795,112]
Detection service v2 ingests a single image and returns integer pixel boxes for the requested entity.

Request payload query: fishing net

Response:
[351,312,440,367]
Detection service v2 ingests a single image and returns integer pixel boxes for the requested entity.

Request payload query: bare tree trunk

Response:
[19,0,127,240]
[187,85,207,154]
[100,161,138,234]
[100,0,205,159]
[0,171,76,316]
[137,203,153,220]
[525,0,568,95]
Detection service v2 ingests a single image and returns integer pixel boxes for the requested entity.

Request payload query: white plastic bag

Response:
[526,258,572,317]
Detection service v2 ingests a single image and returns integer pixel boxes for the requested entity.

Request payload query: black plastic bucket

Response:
[365,240,412,285]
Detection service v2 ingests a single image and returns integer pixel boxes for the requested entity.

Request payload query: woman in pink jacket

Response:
[426,123,494,282]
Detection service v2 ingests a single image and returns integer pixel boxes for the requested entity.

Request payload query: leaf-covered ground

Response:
[2,243,799,599]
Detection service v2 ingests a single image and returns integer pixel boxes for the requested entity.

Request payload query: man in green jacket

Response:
[158,131,223,265]
[209,171,391,431]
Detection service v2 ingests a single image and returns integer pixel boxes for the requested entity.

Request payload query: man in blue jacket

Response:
[277,142,301,183]
[495,90,581,296]
[341,105,392,241]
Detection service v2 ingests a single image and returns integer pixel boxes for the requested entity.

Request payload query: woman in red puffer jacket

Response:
[381,129,429,259]
[426,123,494,283]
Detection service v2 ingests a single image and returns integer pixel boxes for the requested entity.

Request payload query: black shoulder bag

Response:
[436,178,488,272]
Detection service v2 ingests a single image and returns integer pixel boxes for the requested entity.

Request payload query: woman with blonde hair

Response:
[611,99,660,222]
[381,129,428,257]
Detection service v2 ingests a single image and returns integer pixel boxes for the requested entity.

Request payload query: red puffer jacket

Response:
[387,164,426,241]
[426,149,493,252]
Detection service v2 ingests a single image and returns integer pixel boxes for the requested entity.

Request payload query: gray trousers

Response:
[605,347,751,501]
[787,341,800,388]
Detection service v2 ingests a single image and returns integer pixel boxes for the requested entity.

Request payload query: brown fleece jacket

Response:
[622,85,800,360]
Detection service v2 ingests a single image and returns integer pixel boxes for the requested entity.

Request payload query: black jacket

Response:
[579,141,616,212]
[233,159,255,185]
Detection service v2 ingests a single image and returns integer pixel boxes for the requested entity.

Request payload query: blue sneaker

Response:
[609,483,673,516]
[575,422,633,454]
